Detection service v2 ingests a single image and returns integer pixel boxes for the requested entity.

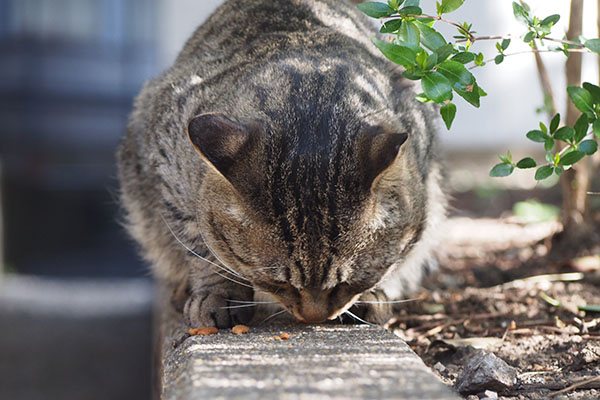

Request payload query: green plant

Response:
[356,0,599,182]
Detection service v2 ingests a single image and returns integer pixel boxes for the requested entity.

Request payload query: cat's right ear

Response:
[187,113,254,181]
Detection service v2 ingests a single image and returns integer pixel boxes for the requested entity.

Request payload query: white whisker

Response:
[261,309,287,324]
[344,310,375,326]
[160,214,254,288]
[198,229,247,279]
[220,304,261,309]
[355,298,418,305]
[226,299,277,304]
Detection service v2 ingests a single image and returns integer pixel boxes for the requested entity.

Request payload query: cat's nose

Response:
[297,289,329,323]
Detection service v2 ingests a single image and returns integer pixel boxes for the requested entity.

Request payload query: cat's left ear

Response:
[187,113,255,181]
[362,130,409,188]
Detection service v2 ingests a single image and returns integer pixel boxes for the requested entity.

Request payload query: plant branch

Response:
[384,14,475,40]
[456,33,584,48]
[532,41,558,118]
[385,13,587,49]
[470,48,587,70]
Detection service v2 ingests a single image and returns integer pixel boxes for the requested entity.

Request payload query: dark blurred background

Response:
[0,1,158,399]
[0,0,155,276]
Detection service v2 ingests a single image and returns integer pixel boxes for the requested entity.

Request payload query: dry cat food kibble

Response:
[231,325,250,335]
[280,333,290,340]
[188,327,219,336]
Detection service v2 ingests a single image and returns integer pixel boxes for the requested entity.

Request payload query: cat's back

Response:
[175,0,378,70]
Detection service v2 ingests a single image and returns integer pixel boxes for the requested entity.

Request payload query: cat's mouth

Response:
[271,291,362,323]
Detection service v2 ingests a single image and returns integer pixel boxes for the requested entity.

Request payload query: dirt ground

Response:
[390,186,600,399]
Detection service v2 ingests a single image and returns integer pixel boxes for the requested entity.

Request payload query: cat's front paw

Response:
[183,290,254,328]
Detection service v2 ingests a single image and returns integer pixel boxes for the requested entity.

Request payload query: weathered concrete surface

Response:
[160,301,460,400]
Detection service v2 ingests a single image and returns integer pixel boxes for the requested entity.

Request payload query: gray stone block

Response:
[159,299,460,400]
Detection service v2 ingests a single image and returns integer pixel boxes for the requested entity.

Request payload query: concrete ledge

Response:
[159,300,459,400]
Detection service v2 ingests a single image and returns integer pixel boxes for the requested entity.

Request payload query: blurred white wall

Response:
[154,0,600,150]
[156,0,222,67]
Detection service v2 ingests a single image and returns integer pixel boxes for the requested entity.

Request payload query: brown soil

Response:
[390,195,600,399]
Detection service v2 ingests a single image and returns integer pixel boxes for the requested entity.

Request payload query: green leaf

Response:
[398,20,420,50]
[495,54,504,64]
[559,150,585,166]
[440,102,456,130]
[421,71,453,102]
[584,39,600,54]
[516,157,537,169]
[498,154,511,164]
[540,14,560,28]
[594,118,600,139]
[437,0,465,14]
[436,60,475,90]
[425,53,438,69]
[545,138,555,151]
[372,38,417,68]
[583,82,600,104]
[357,2,396,18]
[434,43,455,63]
[579,140,598,155]
[539,122,548,134]
[415,21,447,51]
[404,0,420,6]
[573,114,589,143]
[549,113,560,133]
[399,5,422,15]
[523,31,536,43]
[415,92,433,102]
[501,38,511,50]
[567,86,595,115]
[380,19,403,33]
[526,129,548,143]
[402,70,423,80]
[490,163,514,177]
[416,49,428,68]
[451,52,476,64]
[554,166,563,176]
[455,84,481,107]
[535,165,554,180]
[553,126,574,141]
[512,2,531,25]
[474,52,486,66]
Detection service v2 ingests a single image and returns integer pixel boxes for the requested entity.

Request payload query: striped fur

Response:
[117,0,446,328]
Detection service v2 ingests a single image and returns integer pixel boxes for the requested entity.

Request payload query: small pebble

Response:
[480,390,498,399]
[433,362,446,373]
[455,350,517,394]
[281,332,291,340]
[273,336,282,340]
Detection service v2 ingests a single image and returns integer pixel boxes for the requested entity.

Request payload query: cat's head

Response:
[187,108,424,323]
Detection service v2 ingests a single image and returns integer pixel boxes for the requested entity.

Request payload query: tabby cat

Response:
[117,0,446,328]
